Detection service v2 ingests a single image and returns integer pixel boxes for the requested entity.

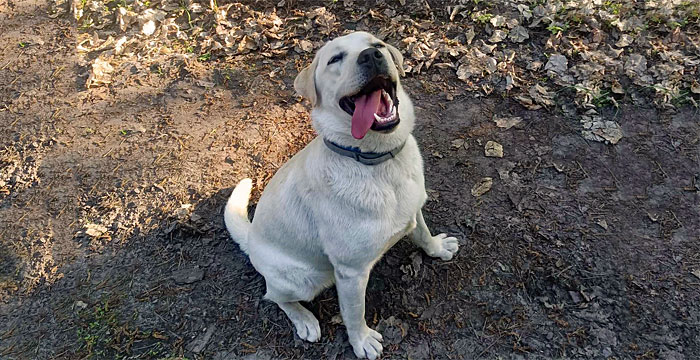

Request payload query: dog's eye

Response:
[328,53,344,65]
[374,43,385,49]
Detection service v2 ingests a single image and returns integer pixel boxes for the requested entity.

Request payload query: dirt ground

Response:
[1,0,699,359]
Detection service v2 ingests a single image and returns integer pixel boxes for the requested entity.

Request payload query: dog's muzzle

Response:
[339,47,400,139]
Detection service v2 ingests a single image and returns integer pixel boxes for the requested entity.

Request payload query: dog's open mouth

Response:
[339,76,400,139]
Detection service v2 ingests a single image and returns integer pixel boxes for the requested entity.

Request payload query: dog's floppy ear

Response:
[386,44,405,77]
[294,58,319,106]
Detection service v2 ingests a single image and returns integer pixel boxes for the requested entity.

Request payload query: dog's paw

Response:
[290,310,321,342]
[349,327,383,359]
[426,233,459,261]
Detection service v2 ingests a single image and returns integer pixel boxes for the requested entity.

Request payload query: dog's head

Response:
[295,32,412,146]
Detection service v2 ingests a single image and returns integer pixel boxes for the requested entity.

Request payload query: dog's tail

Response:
[224,178,253,255]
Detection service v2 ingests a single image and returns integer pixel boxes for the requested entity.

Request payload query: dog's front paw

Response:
[426,233,459,261]
[290,309,321,342]
[349,327,383,359]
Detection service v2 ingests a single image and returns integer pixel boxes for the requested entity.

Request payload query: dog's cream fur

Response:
[224,32,459,359]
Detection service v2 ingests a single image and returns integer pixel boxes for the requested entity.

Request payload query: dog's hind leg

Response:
[409,209,459,261]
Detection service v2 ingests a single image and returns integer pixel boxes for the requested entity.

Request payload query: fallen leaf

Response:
[471,177,493,197]
[86,58,113,88]
[527,60,543,71]
[465,26,475,45]
[509,25,529,43]
[85,223,108,237]
[117,7,136,32]
[298,39,313,53]
[597,219,609,230]
[451,138,466,149]
[138,9,166,36]
[625,54,652,85]
[581,115,623,144]
[545,54,568,75]
[489,29,508,43]
[331,314,343,324]
[484,141,504,158]
[493,116,522,130]
[692,269,700,280]
[490,15,506,27]
[615,34,634,47]
[529,84,555,107]
[196,80,215,88]
[611,80,625,94]
[514,95,542,110]
[691,80,700,94]
[456,63,479,82]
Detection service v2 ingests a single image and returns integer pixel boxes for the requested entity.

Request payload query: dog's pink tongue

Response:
[351,90,382,139]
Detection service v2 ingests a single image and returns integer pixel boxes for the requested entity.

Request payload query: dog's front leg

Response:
[334,266,383,359]
[409,209,459,260]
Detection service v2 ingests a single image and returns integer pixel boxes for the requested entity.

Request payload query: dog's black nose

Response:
[357,48,383,66]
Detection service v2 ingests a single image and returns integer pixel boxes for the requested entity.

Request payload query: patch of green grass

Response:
[670,90,694,108]
[76,301,119,358]
[604,1,622,15]
[681,1,700,20]
[179,1,194,29]
[592,91,615,108]
[78,18,94,31]
[546,23,568,35]
[669,19,688,29]
[18,42,27,48]
[150,64,164,75]
[568,13,584,25]
[473,12,493,24]
[197,53,211,61]
[75,299,172,359]
[120,129,128,136]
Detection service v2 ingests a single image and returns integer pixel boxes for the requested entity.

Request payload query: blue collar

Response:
[323,138,406,165]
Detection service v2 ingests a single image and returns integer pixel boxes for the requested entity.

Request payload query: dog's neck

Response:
[323,138,406,165]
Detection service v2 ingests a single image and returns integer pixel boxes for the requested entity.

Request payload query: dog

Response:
[224,31,459,359]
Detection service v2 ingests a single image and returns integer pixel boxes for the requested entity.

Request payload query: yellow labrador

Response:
[224,31,459,359]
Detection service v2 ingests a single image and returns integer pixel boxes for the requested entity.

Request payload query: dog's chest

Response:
[324,151,426,230]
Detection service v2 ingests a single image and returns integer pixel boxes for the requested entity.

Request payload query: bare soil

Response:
[1,1,699,359]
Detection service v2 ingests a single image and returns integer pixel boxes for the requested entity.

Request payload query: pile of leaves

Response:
[62,0,699,137]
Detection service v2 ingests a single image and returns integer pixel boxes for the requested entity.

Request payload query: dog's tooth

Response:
[374,113,382,122]
[391,105,396,115]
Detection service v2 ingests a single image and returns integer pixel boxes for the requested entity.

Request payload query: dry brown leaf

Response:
[514,95,542,110]
[494,116,522,130]
[509,26,529,43]
[615,34,634,47]
[611,80,625,94]
[581,115,623,144]
[490,15,506,27]
[529,84,555,107]
[485,141,504,158]
[489,30,508,43]
[471,177,493,197]
[690,80,700,94]
[545,54,568,75]
[86,58,113,88]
